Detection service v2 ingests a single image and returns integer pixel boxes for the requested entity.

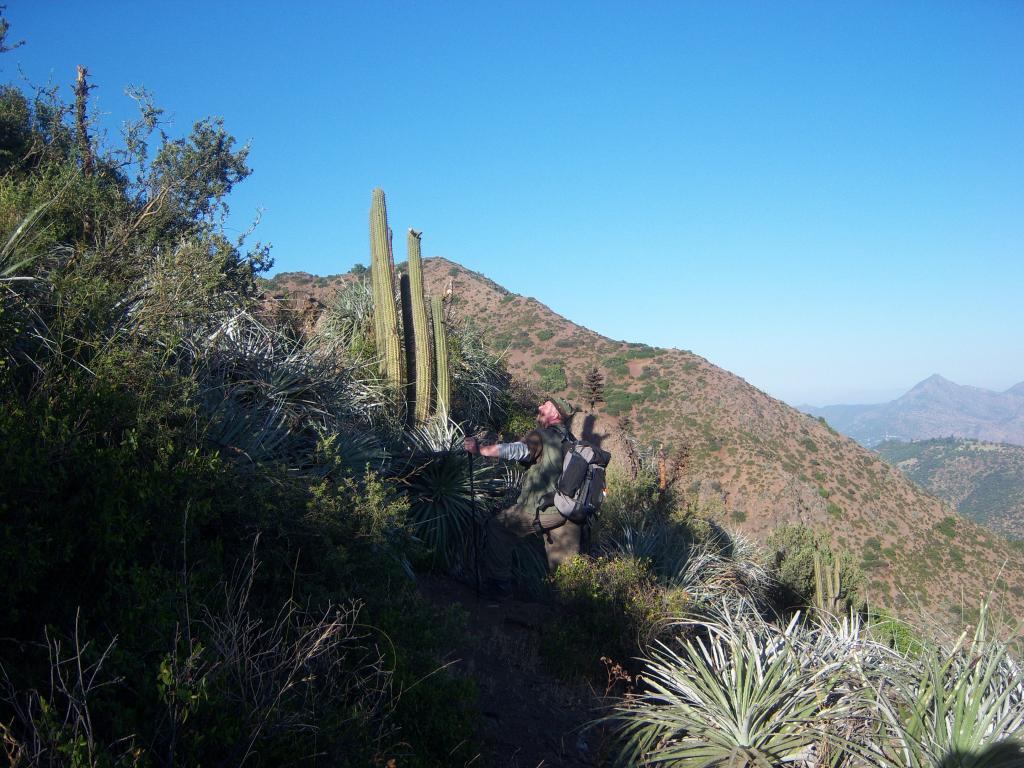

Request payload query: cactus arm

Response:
[406,229,434,424]
[399,270,417,422]
[369,189,388,361]
[369,188,405,397]
[432,294,450,419]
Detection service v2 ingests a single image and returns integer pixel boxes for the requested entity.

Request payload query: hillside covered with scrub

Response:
[876,437,1024,541]
[267,259,1024,624]
[2,13,1024,768]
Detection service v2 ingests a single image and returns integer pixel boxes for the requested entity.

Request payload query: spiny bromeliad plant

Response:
[611,610,857,767]
[395,418,500,569]
[859,602,1024,768]
[609,600,1024,768]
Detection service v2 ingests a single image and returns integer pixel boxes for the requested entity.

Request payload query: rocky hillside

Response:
[877,438,1024,541]
[803,375,1024,447]
[262,261,1024,623]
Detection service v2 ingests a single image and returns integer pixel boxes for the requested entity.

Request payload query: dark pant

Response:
[482,504,582,582]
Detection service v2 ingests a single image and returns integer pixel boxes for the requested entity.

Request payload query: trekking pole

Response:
[467,447,482,598]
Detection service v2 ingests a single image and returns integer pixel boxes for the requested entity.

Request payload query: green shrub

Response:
[533,361,567,392]
[816,416,839,435]
[603,355,630,378]
[546,556,684,679]
[603,386,645,417]
[860,546,886,571]
[935,515,958,538]
[767,524,863,612]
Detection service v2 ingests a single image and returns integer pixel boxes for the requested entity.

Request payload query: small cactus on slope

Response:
[813,550,844,616]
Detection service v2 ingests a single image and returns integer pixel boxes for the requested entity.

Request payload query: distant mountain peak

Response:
[804,374,1024,448]
[912,373,954,389]
[897,374,960,404]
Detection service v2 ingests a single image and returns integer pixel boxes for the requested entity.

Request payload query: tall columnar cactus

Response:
[369,189,404,395]
[398,271,415,420]
[405,229,434,424]
[813,551,843,615]
[431,294,450,419]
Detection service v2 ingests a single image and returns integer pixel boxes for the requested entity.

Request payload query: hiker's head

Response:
[537,398,569,427]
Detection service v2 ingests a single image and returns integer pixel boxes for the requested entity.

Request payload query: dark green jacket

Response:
[515,424,570,510]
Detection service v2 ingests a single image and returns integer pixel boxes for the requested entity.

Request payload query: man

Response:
[464,397,580,599]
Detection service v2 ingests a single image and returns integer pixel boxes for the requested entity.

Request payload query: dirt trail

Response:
[418,575,612,767]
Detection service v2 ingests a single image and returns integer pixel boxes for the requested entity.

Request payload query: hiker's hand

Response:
[464,437,479,454]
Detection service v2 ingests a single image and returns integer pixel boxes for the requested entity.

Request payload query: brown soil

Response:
[417,575,612,767]
[626,359,649,378]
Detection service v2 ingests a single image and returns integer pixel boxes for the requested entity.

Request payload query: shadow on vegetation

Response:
[935,741,1024,768]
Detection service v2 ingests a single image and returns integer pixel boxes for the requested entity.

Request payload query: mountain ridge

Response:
[804,375,1024,448]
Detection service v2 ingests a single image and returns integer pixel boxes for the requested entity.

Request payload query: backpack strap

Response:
[554,423,577,445]
[533,492,569,543]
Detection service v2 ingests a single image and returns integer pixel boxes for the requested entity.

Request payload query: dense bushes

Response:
[0,350,479,764]
[0,29,483,764]
[547,556,687,678]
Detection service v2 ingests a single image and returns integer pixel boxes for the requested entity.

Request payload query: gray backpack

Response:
[534,437,612,537]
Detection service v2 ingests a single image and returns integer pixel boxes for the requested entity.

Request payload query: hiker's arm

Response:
[464,437,529,460]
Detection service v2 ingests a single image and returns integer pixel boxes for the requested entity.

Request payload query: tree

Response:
[584,366,605,411]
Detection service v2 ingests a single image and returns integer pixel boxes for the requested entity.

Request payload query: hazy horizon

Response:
[789,379,1023,410]
[9,1,1022,405]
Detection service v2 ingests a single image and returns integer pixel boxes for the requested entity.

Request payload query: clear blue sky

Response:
[8,1,1023,405]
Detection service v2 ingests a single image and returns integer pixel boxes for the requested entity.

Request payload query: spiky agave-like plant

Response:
[661,536,773,617]
[393,418,501,568]
[315,276,376,361]
[599,514,686,570]
[444,312,512,427]
[612,610,857,767]
[859,602,1024,768]
[0,208,55,374]
[190,311,393,466]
